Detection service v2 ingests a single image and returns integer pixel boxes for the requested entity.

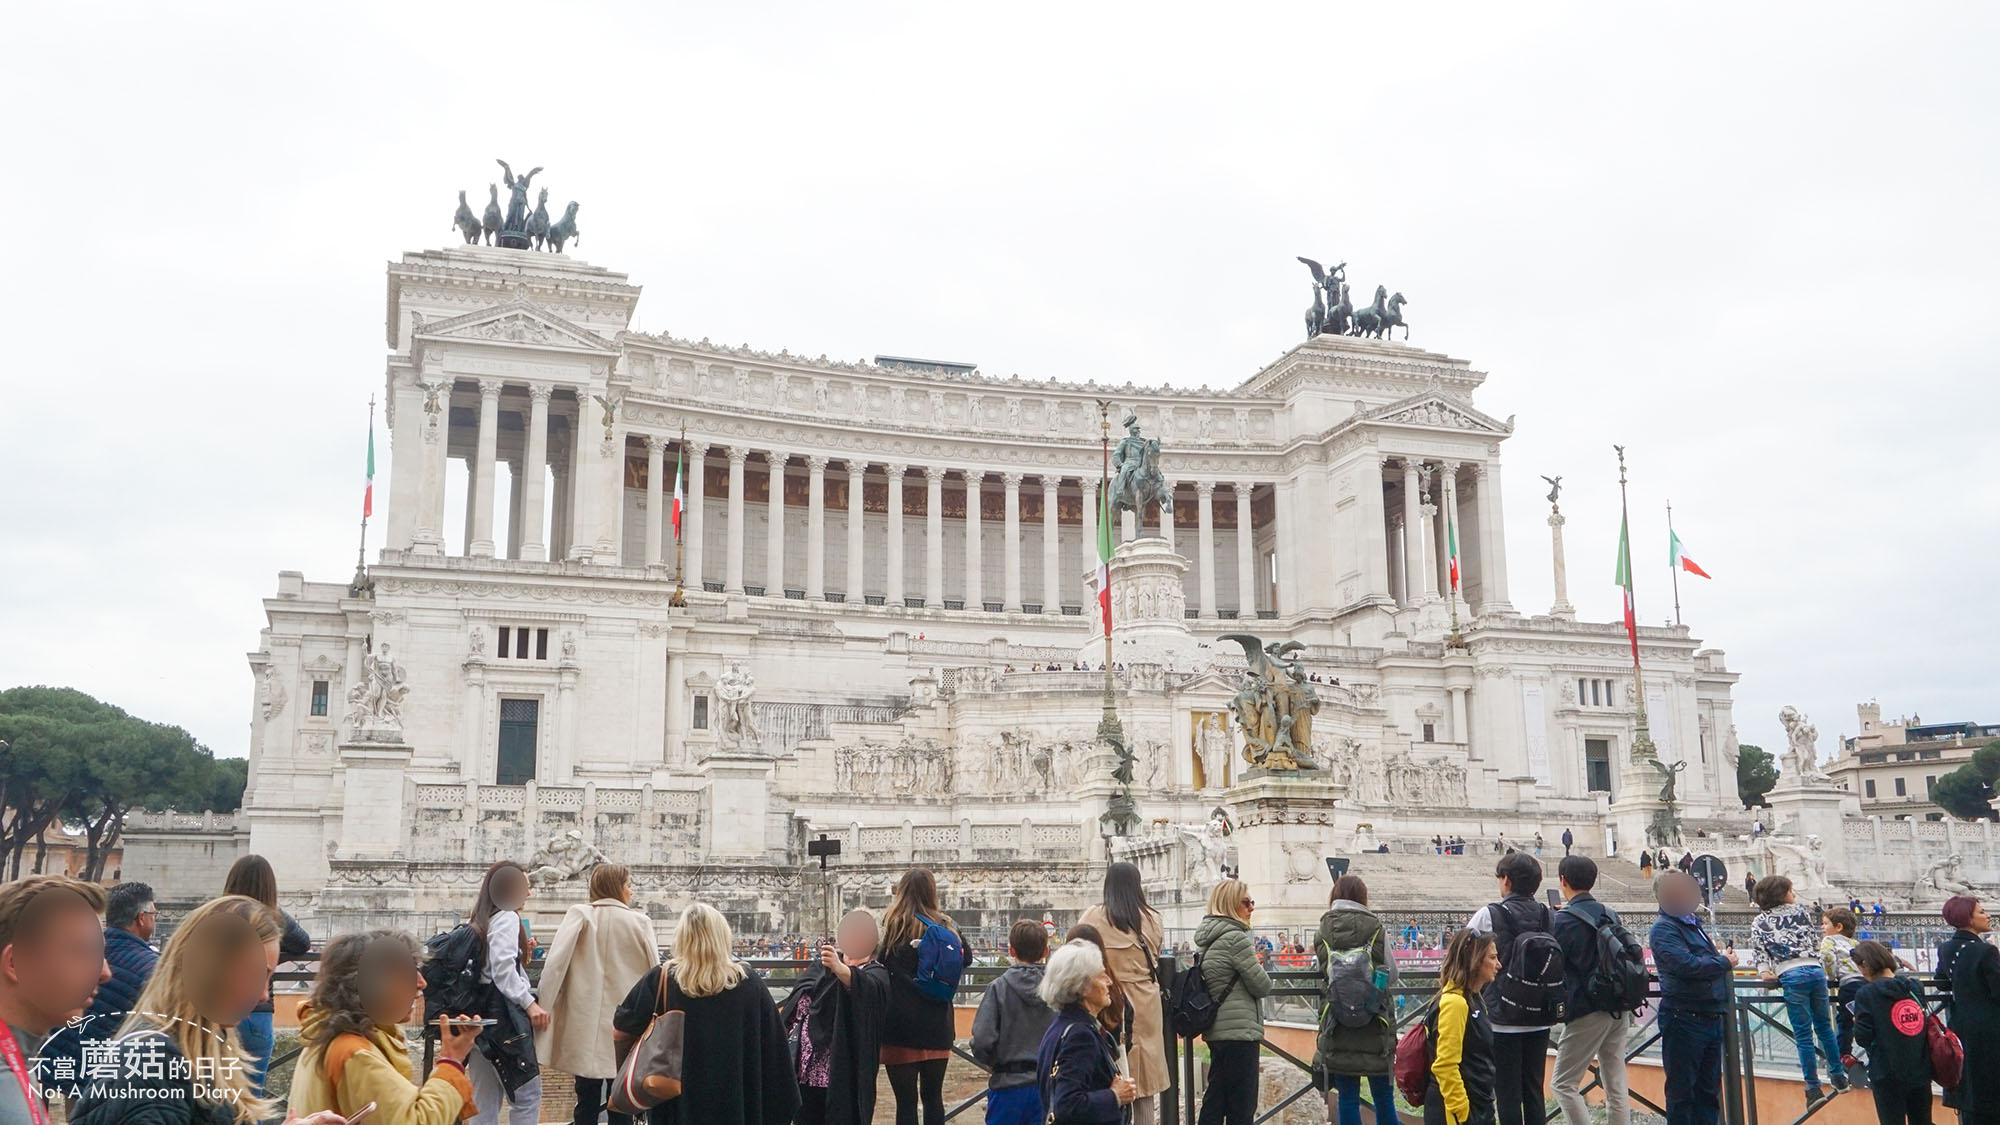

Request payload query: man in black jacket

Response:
[1466,852,1561,1125]
[1550,858,1630,1125]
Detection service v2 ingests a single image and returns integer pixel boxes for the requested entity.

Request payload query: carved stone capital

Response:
[527,382,555,404]
[727,446,750,467]
[477,378,505,399]
[1472,462,1490,480]
[1194,480,1217,498]
[885,463,907,479]
[963,470,982,490]
[1001,471,1023,489]
[1402,457,1424,477]
[767,452,790,473]
[686,442,709,460]
[924,465,946,485]
[646,434,668,455]
[1042,477,1061,498]
[1234,481,1256,499]
[805,455,829,474]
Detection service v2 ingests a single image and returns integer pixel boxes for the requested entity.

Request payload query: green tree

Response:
[1934,765,1998,821]
[199,757,249,813]
[0,686,229,879]
[1736,743,1778,808]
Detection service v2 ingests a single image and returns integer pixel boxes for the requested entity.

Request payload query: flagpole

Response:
[1616,446,1656,763]
[1667,499,1682,627]
[1097,401,1114,685]
[348,396,376,599]
[669,421,687,608]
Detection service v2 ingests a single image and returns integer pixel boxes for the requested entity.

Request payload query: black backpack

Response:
[1169,949,1237,1037]
[421,922,494,1026]
[1319,933,1389,1030]
[1568,903,1649,1013]
[1482,898,1566,1026]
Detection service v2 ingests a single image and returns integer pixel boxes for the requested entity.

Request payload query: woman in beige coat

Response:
[534,864,659,1125]
[1079,860,1168,1125]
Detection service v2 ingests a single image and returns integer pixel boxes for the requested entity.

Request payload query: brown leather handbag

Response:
[610,964,685,1114]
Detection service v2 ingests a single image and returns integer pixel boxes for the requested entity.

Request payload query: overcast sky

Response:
[4,4,1995,767]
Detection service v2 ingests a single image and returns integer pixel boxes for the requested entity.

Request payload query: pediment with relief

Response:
[415,299,615,354]
[1359,383,1513,435]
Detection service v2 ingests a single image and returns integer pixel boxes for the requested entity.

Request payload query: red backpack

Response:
[1393,1007,1434,1106]
[1927,1012,1964,1091]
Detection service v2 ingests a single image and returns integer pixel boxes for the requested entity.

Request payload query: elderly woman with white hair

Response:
[1035,941,1137,1125]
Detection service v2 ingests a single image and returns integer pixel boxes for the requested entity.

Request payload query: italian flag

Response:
[1447,507,1460,592]
[1615,512,1639,663]
[1669,530,1710,578]
[1096,487,1113,634]
[671,446,684,538]
[362,419,375,518]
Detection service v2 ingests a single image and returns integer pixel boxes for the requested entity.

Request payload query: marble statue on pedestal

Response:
[344,644,409,733]
[1778,706,1835,784]
[1917,853,1980,901]
[528,830,606,886]
[1196,713,1231,791]
[1107,413,1166,517]
[716,661,761,750]
[1221,635,1319,771]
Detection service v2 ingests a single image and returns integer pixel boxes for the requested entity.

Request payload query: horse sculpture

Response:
[480,184,503,246]
[1350,286,1409,340]
[452,190,481,245]
[1296,256,1346,339]
[1324,282,1353,336]
[546,201,581,253]
[527,188,552,250]
[1305,284,1326,339]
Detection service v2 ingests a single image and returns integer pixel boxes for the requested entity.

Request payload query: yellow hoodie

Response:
[288,1003,476,1124]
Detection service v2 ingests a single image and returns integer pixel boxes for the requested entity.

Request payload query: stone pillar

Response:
[1359,458,1392,604]
[1002,472,1023,612]
[1121,508,1137,543]
[1450,686,1470,748]
[725,447,747,593]
[1475,462,1514,614]
[1389,516,1407,606]
[645,435,667,568]
[805,455,828,600]
[516,383,551,561]
[1442,462,1465,610]
[925,467,945,607]
[886,464,906,606]
[1081,478,1099,607]
[685,445,707,588]
[1548,508,1576,619]
[1041,477,1062,614]
[1234,482,1256,616]
[1401,460,1424,608]
[1159,480,1176,549]
[548,467,569,560]
[505,460,525,559]
[845,460,866,602]
[1196,481,1217,618]
[599,431,624,560]
[766,453,787,594]
[413,362,450,555]
[964,471,983,609]
[468,379,502,557]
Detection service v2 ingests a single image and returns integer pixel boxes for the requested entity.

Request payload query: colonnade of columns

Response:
[1386,455,1512,615]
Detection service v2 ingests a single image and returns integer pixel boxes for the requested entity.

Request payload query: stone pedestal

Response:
[1082,537,1207,671]
[337,737,413,859]
[1760,779,1856,891]
[697,753,777,860]
[1223,771,1345,928]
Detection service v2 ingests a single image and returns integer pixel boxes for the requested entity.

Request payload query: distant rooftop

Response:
[873,355,979,376]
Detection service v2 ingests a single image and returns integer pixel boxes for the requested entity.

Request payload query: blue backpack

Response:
[912,918,966,1002]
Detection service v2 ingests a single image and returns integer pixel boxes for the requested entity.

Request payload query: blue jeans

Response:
[1777,966,1846,1088]
[1330,1074,1396,1125]
[236,1010,274,1097]
[1658,1007,1724,1125]
[986,1084,1043,1125]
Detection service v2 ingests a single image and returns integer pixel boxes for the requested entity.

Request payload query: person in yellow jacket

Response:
[1426,930,1501,1125]
[290,931,488,1124]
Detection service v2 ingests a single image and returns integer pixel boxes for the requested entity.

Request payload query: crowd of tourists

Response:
[2,853,1998,1125]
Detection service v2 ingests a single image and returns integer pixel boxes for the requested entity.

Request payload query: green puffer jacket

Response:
[1194,914,1273,1043]
[1312,901,1398,1077]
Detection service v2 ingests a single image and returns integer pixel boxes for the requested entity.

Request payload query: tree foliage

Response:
[1736,743,1778,808]
[1934,740,2000,822]
[0,686,246,879]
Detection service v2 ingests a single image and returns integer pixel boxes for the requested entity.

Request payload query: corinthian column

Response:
[1081,478,1099,599]
[1041,476,1061,614]
[1474,462,1514,614]
[644,435,666,568]
[521,383,552,561]
[685,444,707,588]
[1196,481,1217,618]
[886,464,906,605]
[1548,504,1576,619]
[845,460,865,603]
[1001,472,1022,612]
[766,453,787,595]
[805,455,827,600]
[468,379,502,557]
[725,447,747,593]
[924,467,945,608]
[1401,459,1423,608]
[964,470,983,609]
[1234,482,1256,616]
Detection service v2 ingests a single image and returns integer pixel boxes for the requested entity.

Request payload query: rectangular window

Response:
[1927,775,1937,797]
[1590,680,1601,707]
[497,627,511,658]
[692,695,710,730]
[1894,777,1907,797]
[515,628,529,660]
[1576,679,1587,705]
[310,680,328,717]
[1585,738,1612,794]
[1865,779,1877,798]
[496,698,539,785]
[536,628,549,661]
[1421,722,1435,743]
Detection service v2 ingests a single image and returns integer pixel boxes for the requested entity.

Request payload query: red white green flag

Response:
[1614,511,1639,663]
[1096,488,1113,633]
[1447,507,1460,591]
[362,418,375,518]
[671,447,684,538]
[1669,530,1710,578]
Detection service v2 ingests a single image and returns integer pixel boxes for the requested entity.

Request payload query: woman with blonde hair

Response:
[288,931,486,1124]
[611,903,798,1124]
[74,895,338,1125]
[1192,879,1273,1125]
[538,864,658,1125]
[879,868,966,1125]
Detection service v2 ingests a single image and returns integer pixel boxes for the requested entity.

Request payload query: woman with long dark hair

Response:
[1316,875,1398,1125]
[468,860,546,1125]
[1427,930,1500,1125]
[880,868,966,1125]
[1080,861,1167,1125]
[220,853,312,1097]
